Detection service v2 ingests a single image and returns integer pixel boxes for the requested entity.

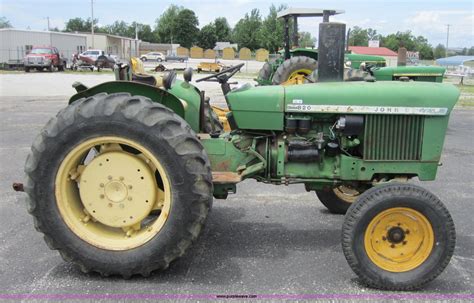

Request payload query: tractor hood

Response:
[284,81,459,116]
[227,81,459,130]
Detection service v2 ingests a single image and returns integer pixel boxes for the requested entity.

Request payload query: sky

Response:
[1,0,473,48]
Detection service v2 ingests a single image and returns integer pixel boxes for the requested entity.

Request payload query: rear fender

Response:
[69,81,200,132]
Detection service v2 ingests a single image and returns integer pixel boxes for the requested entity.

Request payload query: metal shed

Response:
[0,29,87,64]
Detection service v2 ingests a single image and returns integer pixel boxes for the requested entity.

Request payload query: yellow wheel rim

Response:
[364,207,434,272]
[55,136,171,251]
[282,69,313,85]
[333,185,360,203]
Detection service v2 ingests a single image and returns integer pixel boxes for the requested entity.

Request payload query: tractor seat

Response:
[117,57,163,87]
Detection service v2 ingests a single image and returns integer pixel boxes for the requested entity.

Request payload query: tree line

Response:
[2,7,473,60]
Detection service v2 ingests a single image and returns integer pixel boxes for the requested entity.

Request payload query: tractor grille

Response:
[363,115,424,161]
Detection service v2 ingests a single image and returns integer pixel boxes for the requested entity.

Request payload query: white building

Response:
[0,28,140,64]
[0,28,86,63]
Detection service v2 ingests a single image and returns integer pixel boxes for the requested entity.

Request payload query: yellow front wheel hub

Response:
[55,136,171,251]
[364,207,434,272]
[333,185,360,203]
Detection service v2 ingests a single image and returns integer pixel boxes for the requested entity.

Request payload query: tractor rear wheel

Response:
[342,183,455,290]
[24,93,213,277]
[272,56,318,85]
[316,185,366,214]
[257,62,272,83]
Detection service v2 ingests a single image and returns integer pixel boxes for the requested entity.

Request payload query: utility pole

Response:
[446,24,450,58]
[135,23,139,58]
[46,17,50,31]
[91,0,95,48]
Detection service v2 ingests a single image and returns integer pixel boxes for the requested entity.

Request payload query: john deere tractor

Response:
[257,8,445,85]
[22,22,458,290]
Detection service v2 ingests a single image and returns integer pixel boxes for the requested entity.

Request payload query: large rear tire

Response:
[24,93,213,277]
[257,62,272,83]
[272,56,318,85]
[342,183,455,290]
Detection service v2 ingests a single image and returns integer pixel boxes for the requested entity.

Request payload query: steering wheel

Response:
[196,63,245,83]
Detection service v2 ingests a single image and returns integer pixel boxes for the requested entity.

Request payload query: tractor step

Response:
[212,172,242,184]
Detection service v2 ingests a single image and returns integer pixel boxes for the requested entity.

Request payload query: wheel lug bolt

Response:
[406,230,410,234]
[108,176,112,180]
[403,241,407,245]
[128,197,132,201]
[128,185,133,190]
[119,204,124,209]
[108,203,113,208]
[119,176,124,181]
[390,244,395,248]
[382,236,386,241]
[100,183,104,187]
[100,194,105,199]
[397,223,401,226]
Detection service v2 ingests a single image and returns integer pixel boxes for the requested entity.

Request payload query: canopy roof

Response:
[277,8,344,19]
[436,56,474,66]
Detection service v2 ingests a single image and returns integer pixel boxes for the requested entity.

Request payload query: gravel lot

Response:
[0,73,473,300]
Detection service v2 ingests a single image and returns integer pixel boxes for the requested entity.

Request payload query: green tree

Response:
[233,9,262,50]
[468,47,474,56]
[64,17,99,33]
[155,5,181,43]
[154,6,199,47]
[198,23,217,49]
[433,44,446,59]
[103,20,129,37]
[298,31,316,48]
[413,35,433,60]
[174,9,199,48]
[381,31,416,51]
[349,26,368,46]
[214,17,231,42]
[349,27,380,46]
[259,4,287,53]
[0,16,12,28]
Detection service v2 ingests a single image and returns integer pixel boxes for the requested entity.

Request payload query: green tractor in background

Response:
[22,21,458,290]
[256,8,445,85]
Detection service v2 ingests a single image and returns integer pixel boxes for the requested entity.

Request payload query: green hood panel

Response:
[227,84,285,130]
[284,82,459,116]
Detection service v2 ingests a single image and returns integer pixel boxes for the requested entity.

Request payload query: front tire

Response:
[24,93,213,277]
[342,183,455,290]
[316,185,366,214]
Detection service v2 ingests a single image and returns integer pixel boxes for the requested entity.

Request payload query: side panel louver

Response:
[363,115,424,161]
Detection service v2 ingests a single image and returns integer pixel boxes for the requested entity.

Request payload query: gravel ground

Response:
[0,73,473,301]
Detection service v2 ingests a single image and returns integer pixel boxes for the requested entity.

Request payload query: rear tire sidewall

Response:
[31,98,211,273]
[344,185,455,289]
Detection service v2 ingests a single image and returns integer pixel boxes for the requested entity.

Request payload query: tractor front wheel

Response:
[316,184,366,214]
[342,183,455,290]
[24,93,213,277]
[272,56,318,85]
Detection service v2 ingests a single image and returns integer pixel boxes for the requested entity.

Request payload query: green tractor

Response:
[256,8,445,85]
[22,23,458,290]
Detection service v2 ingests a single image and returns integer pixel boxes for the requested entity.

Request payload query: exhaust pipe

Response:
[318,22,346,82]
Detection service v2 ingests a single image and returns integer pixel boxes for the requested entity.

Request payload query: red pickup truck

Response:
[24,46,67,72]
